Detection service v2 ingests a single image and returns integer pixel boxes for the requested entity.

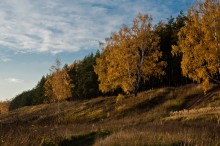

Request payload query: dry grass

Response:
[94,123,220,146]
[165,107,220,123]
[171,107,220,116]
[1,119,219,146]
[0,84,220,145]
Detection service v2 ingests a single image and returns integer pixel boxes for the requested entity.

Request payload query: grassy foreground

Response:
[0,84,220,146]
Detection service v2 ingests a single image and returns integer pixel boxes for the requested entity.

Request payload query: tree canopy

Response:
[44,59,73,102]
[173,0,220,92]
[95,14,167,96]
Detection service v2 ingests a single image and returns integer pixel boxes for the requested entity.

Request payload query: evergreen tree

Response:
[155,11,189,87]
[68,52,100,99]
[32,76,48,104]
[9,76,49,110]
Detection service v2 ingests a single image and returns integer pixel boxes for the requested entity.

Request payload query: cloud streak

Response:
[0,0,193,54]
[5,78,24,83]
[0,54,11,62]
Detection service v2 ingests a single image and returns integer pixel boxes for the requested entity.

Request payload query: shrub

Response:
[116,94,125,104]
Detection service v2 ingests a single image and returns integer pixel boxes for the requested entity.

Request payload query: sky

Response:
[0,0,195,101]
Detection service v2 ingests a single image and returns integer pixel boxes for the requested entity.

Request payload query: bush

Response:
[116,94,125,104]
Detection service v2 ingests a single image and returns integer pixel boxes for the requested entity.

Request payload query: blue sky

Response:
[0,0,195,101]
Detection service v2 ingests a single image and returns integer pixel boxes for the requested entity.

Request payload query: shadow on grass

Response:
[122,93,170,115]
[42,130,111,146]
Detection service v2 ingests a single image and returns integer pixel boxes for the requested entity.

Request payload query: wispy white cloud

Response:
[0,54,11,62]
[0,0,193,54]
[5,78,24,83]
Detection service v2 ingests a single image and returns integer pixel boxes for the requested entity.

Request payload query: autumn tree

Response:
[95,14,166,96]
[44,59,73,102]
[44,59,73,122]
[0,100,10,114]
[172,0,220,92]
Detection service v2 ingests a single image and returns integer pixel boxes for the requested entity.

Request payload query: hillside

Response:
[0,84,220,146]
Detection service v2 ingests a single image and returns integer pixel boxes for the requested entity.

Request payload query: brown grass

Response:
[0,84,220,145]
[94,122,220,146]
[165,107,220,123]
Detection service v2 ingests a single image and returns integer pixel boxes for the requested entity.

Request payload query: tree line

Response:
[9,0,220,110]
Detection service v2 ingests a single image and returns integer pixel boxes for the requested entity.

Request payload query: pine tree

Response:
[155,11,188,87]
[67,52,100,99]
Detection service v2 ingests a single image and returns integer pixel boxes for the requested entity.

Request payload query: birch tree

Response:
[172,0,220,92]
[44,59,73,102]
[95,14,166,96]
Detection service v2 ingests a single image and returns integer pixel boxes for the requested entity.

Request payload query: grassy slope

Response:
[0,84,220,146]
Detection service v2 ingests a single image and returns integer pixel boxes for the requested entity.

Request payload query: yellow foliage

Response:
[44,59,73,102]
[0,101,10,114]
[173,0,220,92]
[95,14,166,95]
[52,70,73,101]
[44,77,55,102]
